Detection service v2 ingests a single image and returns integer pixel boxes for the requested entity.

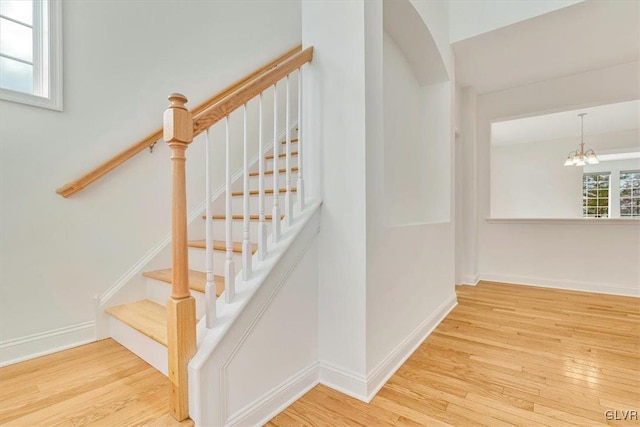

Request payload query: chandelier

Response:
[564,113,599,166]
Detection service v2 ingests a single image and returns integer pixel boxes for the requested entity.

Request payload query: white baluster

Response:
[272,83,281,242]
[205,128,216,328]
[257,93,267,261]
[285,75,293,227]
[297,68,305,211]
[224,116,235,302]
[242,104,251,280]
[204,128,216,328]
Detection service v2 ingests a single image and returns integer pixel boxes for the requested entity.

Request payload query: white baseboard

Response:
[479,273,640,297]
[458,274,479,286]
[228,363,319,427]
[365,293,458,401]
[319,360,369,401]
[0,321,95,367]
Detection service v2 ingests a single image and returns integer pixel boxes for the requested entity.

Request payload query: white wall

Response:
[456,86,479,285]
[449,0,583,43]
[302,0,368,385]
[0,0,301,363]
[366,0,456,397]
[301,0,457,401]
[383,33,428,225]
[491,130,640,218]
[458,60,640,295]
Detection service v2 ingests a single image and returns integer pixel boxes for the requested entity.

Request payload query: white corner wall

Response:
[383,33,428,225]
[0,0,301,365]
[302,0,368,391]
[366,0,456,399]
[383,33,451,225]
[460,60,640,296]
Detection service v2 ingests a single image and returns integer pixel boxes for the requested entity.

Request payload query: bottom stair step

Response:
[143,268,224,297]
[106,300,168,346]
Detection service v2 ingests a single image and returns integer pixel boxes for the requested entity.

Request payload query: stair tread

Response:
[280,138,299,144]
[249,167,298,177]
[232,188,296,197]
[201,214,283,220]
[106,300,168,346]
[188,239,257,254]
[143,268,224,296]
[265,151,298,160]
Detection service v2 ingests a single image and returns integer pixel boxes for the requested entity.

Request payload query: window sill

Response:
[0,88,63,111]
[486,218,640,225]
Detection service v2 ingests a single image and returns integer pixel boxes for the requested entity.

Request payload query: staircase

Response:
[105,137,300,362]
[51,43,315,423]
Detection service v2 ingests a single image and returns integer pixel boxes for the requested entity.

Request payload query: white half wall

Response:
[0,0,301,364]
[461,61,640,295]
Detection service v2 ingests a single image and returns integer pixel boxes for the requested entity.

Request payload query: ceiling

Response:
[453,0,640,94]
[492,99,640,146]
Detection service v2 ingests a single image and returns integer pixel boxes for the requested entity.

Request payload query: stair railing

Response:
[163,46,313,421]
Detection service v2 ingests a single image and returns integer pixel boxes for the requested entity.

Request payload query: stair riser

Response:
[108,317,167,376]
[188,247,243,275]
[212,193,295,216]
[247,170,298,191]
[202,221,272,244]
[145,278,207,319]
[264,157,300,171]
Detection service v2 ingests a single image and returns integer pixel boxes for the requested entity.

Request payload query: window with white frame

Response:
[0,0,62,110]
[620,170,640,218]
[582,173,610,218]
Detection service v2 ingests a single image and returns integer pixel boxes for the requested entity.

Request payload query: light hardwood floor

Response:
[1,283,637,426]
[0,339,192,426]
[268,282,640,426]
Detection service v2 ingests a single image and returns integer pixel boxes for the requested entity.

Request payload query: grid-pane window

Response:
[620,170,640,218]
[0,0,61,110]
[583,173,610,218]
[0,1,35,93]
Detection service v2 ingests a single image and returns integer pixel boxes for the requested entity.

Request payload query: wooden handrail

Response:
[192,47,314,135]
[55,44,303,198]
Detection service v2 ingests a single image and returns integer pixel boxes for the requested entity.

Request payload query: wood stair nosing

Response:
[265,151,298,160]
[187,239,258,254]
[142,268,224,296]
[201,214,284,220]
[249,167,299,177]
[280,138,299,144]
[231,188,296,197]
[106,300,168,346]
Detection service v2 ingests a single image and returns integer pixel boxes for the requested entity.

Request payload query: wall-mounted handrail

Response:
[55,44,303,198]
